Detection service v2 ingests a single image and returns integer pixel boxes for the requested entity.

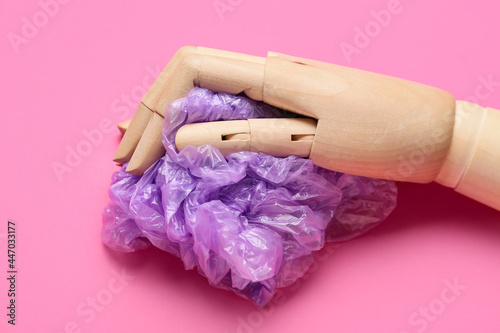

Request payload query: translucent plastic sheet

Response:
[102,88,397,306]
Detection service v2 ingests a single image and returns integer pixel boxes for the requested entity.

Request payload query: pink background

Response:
[2,0,500,332]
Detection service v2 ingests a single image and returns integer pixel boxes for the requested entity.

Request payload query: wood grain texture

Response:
[263,53,456,183]
[453,106,500,211]
[175,118,316,158]
[435,101,486,188]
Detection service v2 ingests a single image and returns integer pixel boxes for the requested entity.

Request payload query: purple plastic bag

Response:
[102,87,397,306]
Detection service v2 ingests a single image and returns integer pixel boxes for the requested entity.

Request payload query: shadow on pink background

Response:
[1,0,500,332]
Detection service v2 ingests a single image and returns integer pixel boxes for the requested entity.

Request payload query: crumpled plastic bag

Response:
[102,87,397,306]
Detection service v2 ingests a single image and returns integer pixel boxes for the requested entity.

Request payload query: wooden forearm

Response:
[436,102,500,210]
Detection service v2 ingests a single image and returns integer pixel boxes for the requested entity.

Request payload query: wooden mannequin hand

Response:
[113,46,500,211]
[114,45,455,183]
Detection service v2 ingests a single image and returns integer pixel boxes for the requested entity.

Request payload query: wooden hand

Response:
[114,46,500,211]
